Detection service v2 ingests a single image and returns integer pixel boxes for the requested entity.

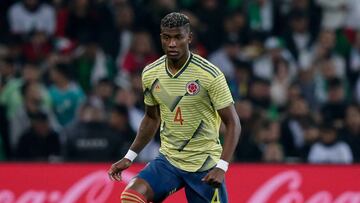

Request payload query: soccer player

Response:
[108,12,241,203]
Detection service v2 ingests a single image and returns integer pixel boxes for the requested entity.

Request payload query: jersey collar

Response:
[165,52,193,78]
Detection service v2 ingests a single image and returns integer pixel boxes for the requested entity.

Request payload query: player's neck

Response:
[167,51,190,73]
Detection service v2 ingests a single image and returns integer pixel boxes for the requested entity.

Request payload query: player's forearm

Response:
[220,116,241,163]
[129,116,160,153]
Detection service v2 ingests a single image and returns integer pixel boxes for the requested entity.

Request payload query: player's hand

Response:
[108,158,132,181]
[201,168,225,188]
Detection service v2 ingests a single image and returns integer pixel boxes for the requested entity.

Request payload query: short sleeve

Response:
[142,74,158,106]
[208,74,234,110]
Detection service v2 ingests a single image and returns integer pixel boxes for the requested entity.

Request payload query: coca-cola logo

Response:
[0,170,136,203]
[248,170,360,203]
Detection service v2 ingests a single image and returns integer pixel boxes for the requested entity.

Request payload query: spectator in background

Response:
[235,119,265,162]
[108,104,136,160]
[222,9,251,47]
[114,87,143,133]
[253,36,297,80]
[348,31,360,88]
[1,61,51,120]
[194,0,225,52]
[345,0,360,30]
[16,111,60,161]
[280,97,313,157]
[340,104,360,162]
[110,2,135,62]
[262,142,284,163]
[49,63,84,127]
[23,30,52,63]
[0,58,16,152]
[7,0,56,36]
[316,0,347,30]
[314,58,345,104]
[301,29,345,77]
[65,0,99,42]
[51,0,69,37]
[63,101,123,162]
[0,61,52,153]
[247,77,271,111]
[297,69,318,110]
[0,57,16,86]
[238,119,282,162]
[299,124,320,162]
[208,35,242,80]
[320,77,347,127]
[2,34,25,65]
[308,123,353,164]
[247,0,281,36]
[235,100,256,141]
[270,58,292,108]
[121,31,158,74]
[283,10,315,65]
[288,0,322,36]
[229,59,252,100]
[72,34,117,93]
[11,81,56,154]
[234,99,267,162]
[90,78,115,114]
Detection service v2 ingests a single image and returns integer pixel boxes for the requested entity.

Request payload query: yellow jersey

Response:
[142,53,234,172]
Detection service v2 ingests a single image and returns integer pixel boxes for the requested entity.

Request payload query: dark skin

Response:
[108,24,241,200]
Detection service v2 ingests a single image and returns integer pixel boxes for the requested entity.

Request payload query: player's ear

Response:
[188,32,193,44]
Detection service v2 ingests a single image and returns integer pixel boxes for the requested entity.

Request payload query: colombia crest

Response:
[186,81,200,95]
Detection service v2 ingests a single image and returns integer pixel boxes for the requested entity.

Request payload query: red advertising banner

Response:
[0,163,359,203]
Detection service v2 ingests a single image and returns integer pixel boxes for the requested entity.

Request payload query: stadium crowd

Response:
[0,0,359,164]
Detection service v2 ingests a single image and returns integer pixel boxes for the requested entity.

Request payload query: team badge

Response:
[186,81,200,95]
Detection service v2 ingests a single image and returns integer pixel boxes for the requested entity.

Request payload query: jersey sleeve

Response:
[142,72,158,106]
[208,73,234,110]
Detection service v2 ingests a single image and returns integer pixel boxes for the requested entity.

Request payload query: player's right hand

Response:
[108,158,132,181]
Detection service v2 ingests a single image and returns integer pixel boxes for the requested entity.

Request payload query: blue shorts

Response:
[137,154,228,203]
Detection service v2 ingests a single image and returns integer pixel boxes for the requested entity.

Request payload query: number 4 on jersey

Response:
[174,107,184,125]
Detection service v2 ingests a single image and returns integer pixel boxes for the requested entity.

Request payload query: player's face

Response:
[160,26,192,61]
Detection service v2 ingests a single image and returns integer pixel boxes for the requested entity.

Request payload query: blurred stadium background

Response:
[0,0,359,202]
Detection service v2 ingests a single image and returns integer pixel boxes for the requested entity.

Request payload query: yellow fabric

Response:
[142,53,234,172]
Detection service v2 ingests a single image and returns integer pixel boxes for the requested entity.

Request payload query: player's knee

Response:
[120,189,147,203]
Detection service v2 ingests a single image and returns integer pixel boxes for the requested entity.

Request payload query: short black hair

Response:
[29,111,48,122]
[112,104,129,117]
[54,63,73,80]
[161,12,190,30]
[327,77,342,90]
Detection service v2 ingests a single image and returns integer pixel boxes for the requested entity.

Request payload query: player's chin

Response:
[166,53,181,60]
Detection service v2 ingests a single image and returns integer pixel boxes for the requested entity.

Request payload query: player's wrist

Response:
[215,159,229,172]
[124,150,138,162]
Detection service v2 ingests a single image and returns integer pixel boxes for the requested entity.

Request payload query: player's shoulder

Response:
[191,54,223,78]
[142,55,166,77]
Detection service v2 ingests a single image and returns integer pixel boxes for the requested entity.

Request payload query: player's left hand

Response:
[201,168,225,188]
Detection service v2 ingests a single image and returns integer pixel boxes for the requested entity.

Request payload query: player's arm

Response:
[108,104,161,181]
[129,104,161,153]
[217,105,241,162]
[202,104,241,187]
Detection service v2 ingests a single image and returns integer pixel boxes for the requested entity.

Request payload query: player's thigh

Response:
[183,170,228,203]
[136,154,185,202]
